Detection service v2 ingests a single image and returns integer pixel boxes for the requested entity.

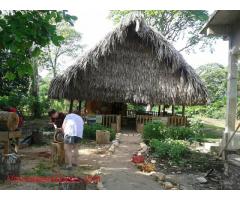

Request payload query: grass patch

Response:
[199,124,223,142]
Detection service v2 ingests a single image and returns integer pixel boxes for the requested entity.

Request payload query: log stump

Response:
[96,130,110,144]
[51,142,65,165]
[0,111,19,131]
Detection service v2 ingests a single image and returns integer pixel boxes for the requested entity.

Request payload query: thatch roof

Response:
[48,13,208,105]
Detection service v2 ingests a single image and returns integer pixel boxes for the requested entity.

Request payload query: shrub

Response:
[149,139,188,162]
[83,124,116,141]
[143,121,166,142]
[143,122,201,143]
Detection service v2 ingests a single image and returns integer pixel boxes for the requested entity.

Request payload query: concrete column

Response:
[223,34,239,161]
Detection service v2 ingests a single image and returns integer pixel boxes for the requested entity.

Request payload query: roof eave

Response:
[200,10,219,35]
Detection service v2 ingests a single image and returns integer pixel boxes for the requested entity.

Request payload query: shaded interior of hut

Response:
[80,100,187,132]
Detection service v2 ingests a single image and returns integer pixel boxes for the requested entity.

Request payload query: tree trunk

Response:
[30,59,41,118]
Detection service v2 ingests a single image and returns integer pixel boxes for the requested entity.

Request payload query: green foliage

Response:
[149,139,188,162]
[185,63,227,119]
[39,22,83,77]
[0,10,77,79]
[83,124,116,141]
[110,10,215,53]
[196,63,227,102]
[143,121,203,143]
[127,103,145,112]
[143,121,166,142]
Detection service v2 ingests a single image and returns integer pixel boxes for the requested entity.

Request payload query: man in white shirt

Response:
[62,113,84,169]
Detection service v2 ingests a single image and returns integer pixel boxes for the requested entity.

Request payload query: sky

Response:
[72,10,229,67]
[40,10,229,77]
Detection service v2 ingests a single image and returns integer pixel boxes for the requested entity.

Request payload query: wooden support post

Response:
[116,115,121,133]
[69,99,73,113]
[158,105,161,116]
[172,105,175,116]
[182,105,185,117]
[78,100,82,112]
[223,33,239,165]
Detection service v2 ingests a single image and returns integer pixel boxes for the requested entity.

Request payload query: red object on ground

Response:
[131,155,145,164]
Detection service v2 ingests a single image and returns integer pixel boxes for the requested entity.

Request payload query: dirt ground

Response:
[0,117,227,190]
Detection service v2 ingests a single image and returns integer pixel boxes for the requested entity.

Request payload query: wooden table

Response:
[0,131,22,154]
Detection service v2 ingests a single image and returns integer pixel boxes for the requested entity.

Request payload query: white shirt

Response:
[62,114,84,138]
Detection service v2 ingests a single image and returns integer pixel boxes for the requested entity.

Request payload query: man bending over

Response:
[62,113,84,170]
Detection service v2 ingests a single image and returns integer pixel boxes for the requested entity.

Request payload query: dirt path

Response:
[85,132,162,190]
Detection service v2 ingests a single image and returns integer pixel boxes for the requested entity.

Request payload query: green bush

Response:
[143,121,166,142]
[83,124,116,141]
[143,121,199,143]
[149,139,188,162]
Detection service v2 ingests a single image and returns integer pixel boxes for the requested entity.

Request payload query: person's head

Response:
[48,109,59,118]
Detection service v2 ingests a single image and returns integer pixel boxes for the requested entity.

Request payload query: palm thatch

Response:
[48,13,208,106]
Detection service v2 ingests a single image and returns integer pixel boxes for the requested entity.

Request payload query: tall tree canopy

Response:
[196,63,227,102]
[109,10,216,53]
[0,10,77,80]
[39,22,83,77]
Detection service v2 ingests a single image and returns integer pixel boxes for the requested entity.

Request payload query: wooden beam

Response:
[158,105,161,116]
[206,25,231,36]
[69,100,73,113]
[163,105,166,116]
[172,105,175,116]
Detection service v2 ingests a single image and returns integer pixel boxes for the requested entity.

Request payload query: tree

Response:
[0,10,77,79]
[39,23,83,77]
[196,63,227,102]
[0,10,77,117]
[109,10,216,53]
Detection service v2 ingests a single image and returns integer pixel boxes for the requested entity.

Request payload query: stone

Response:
[140,142,148,150]
[196,177,208,184]
[151,159,156,164]
[97,182,105,190]
[112,140,119,147]
[163,181,174,190]
[165,175,178,185]
[109,145,115,152]
[155,172,166,181]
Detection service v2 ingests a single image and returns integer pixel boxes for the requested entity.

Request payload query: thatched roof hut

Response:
[48,13,208,106]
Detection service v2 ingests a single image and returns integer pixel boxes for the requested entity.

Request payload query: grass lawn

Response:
[201,123,223,141]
